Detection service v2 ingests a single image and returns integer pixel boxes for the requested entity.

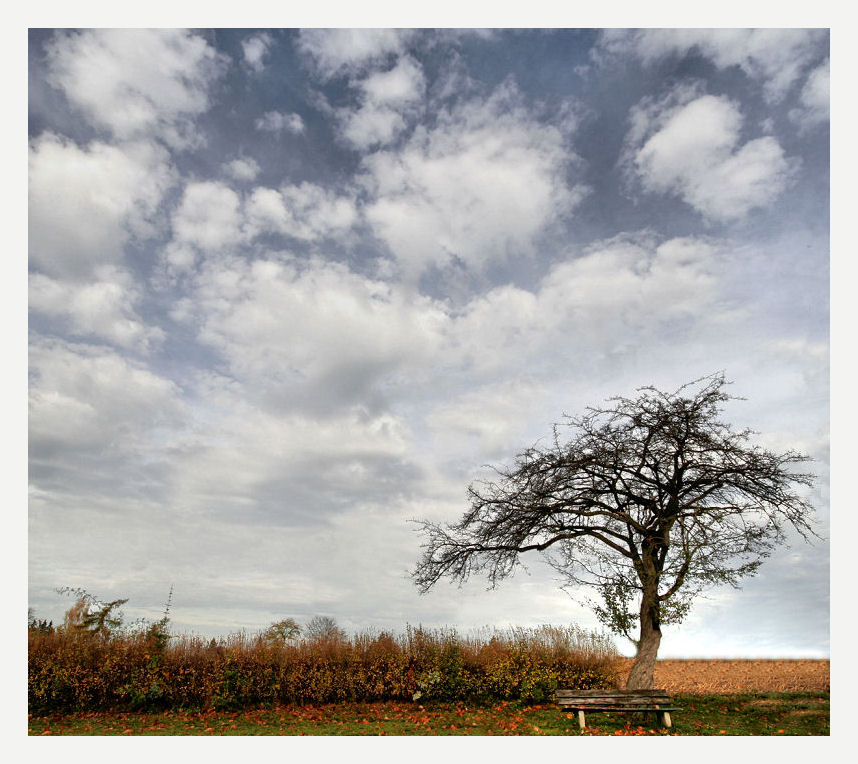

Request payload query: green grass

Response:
[28,692,828,736]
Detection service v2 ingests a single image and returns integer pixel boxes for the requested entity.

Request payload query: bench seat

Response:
[555,689,680,730]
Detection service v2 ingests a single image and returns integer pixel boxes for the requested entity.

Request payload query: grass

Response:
[28,691,828,736]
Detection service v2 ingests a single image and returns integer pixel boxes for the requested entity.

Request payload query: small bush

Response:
[28,623,620,713]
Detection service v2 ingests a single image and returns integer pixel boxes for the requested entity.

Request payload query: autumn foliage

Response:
[28,623,620,713]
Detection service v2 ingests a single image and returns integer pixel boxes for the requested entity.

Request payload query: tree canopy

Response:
[413,374,817,688]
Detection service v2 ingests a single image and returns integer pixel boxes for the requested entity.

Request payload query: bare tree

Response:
[304,615,346,643]
[413,374,817,689]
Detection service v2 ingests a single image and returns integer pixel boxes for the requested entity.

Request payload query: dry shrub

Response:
[28,623,621,713]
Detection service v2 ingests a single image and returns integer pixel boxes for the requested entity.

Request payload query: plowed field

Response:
[619,659,830,693]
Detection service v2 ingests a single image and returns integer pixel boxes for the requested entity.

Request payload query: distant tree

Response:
[144,585,173,652]
[56,587,128,639]
[413,374,818,689]
[264,617,302,643]
[28,607,53,634]
[304,615,346,642]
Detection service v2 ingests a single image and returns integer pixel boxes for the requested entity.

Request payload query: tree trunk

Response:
[625,588,662,690]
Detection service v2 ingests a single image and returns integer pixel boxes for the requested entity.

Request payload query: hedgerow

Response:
[28,623,620,713]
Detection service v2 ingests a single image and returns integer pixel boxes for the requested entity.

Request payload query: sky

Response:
[27,26,830,658]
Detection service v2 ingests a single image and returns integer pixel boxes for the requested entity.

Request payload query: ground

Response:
[620,658,829,693]
[28,659,830,736]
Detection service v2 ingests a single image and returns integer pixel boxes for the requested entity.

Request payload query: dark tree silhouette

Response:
[413,374,817,689]
[304,615,347,643]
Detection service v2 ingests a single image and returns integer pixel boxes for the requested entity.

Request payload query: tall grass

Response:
[29,624,621,713]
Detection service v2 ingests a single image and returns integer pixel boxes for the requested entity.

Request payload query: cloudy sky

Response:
[27,27,830,657]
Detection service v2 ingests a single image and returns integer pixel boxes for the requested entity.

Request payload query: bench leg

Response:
[577,710,586,730]
[658,711,672,729]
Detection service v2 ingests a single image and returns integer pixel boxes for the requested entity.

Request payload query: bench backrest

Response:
[556,689,671,706]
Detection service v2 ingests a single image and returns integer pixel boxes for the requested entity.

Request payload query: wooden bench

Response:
[556,688,680,730]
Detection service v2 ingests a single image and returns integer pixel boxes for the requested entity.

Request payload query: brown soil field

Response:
[618,659,830,693]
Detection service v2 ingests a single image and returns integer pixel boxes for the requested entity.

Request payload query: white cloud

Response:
[183,257,446,411]
[178,232,722,418]
[29,269,164,353]
[45,28,226,147]
[165,226,721,428]
[171,181,244,254]
[297,29,413,80]
[167,376,415,517]
[255,110,305,135]
[448,233,721,380]
[29,133,174,279]
[242,32,272,73]
[599,29,827,103]
[245,182,358,242]
[362,81,587,278]
[425,377,551,460]
[223,157,261,182]
[790,59,830,131]
[541,235,718,323]
[29,338,184,459]
[360,56,425,105]
[161,180,360,280]
[337,55,426,150]
[624,87,797,221]
[161,243,199,280]
[340,106,407,150]
[148,231,728,548]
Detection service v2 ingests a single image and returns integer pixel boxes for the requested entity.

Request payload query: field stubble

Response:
[620,658,830,693]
